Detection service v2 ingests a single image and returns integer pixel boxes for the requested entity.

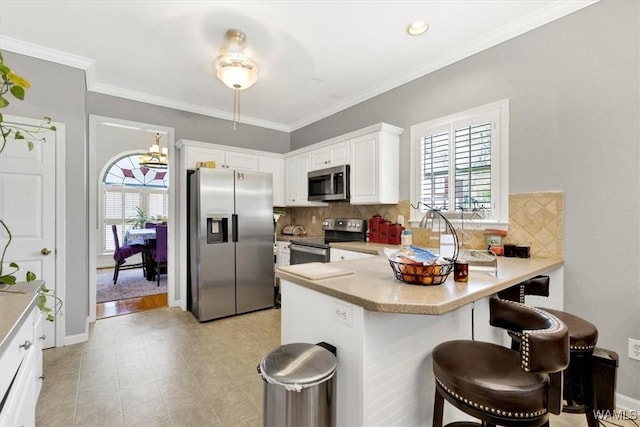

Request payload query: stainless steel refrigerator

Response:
[189,168,274,321]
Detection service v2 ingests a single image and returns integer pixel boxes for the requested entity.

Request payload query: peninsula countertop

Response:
[0,281,42,355]
[276,256,564,315]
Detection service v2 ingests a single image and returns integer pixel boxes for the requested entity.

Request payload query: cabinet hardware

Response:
[20,340,32,350]
[39,334,46,341]
[39,375,45,380]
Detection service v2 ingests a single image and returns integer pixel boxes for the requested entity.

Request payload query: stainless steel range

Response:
[289,218,367,264]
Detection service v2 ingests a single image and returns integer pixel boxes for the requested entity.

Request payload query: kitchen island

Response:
[276,255,564,426]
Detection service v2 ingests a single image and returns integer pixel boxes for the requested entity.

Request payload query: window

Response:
[101,152,169,253]
[410,99,509,226]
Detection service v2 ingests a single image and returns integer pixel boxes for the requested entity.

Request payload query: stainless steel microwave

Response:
[308,164,350,202]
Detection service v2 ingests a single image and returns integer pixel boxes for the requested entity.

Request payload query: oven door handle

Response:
[290,244,328,256]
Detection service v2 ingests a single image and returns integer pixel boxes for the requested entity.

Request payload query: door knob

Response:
[41,248,51,255]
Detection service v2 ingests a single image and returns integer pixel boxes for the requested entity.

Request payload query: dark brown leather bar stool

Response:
[498,276,599,427]
[432,297,569,427]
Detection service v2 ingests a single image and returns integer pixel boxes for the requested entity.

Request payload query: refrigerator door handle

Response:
[232,214,238,242]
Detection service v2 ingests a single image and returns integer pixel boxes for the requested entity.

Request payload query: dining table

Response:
[124,228,157,281]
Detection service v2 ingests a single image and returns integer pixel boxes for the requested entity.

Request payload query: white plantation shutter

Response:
[100,152,169,255]
[453,121,492,213]
[147,191,168,219]
[411,100,508,223]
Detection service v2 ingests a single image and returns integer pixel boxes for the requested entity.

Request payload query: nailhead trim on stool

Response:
[435,378,547,419]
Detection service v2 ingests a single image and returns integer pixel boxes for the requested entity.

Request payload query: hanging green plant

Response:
[0,51,62,321]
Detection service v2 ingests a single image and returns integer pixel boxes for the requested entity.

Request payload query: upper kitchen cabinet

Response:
[258,155,285,207]
[349,123,403,204]
[309,141,350,171]
[177,140,284,206]
[284,153,327,207]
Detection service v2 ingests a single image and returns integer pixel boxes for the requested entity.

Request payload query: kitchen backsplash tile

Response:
[277,191,564,258]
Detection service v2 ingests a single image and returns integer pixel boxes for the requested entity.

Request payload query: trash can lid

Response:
[260,343,337,389]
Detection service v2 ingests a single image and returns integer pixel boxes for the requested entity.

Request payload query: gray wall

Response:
[3,51,89,336]
[291,0,640,400]
[87,93,290,154]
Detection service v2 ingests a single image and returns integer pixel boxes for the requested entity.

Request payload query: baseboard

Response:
[63,317,89,346]
[617,392,640,412]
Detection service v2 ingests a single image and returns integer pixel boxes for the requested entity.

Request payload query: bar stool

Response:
[498,276,599,427]
[432,296,569,427]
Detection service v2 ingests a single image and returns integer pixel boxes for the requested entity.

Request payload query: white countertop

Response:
[276,255,563,315]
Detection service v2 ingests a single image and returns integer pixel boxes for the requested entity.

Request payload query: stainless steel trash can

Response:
[259,342,337,427]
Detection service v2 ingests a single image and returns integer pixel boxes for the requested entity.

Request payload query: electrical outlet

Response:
[312,216,316,224]
[332,303,352,325]
[629,338,640,361]
[397,215,405,226]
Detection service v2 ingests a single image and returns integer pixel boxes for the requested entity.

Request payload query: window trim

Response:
[99,150,169,255]
[409,99,510,229]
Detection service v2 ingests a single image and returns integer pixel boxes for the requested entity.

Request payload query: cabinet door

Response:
[350,134,379,203]
[226,151,258,171]
[329,141,350,166]
[330,248,361,262]
[258,156,285,206]
[309,141,350,171]
[309,147,330,171]
[285,156,298,205]
[185,146,225,169]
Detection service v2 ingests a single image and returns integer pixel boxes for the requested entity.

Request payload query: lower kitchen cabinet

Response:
[0,307,44,427]
[330,248,375,262]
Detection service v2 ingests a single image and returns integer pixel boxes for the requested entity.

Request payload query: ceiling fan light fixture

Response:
[216,56,259,90]
[215,29,260,130]
[407,21,429,36]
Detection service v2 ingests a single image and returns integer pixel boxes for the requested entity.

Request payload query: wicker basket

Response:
[389,259,453,286]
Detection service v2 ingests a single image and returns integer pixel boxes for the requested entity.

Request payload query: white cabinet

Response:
[309,141,350,171]
[284,153,327,207]
[330,248,376,262]
[350,124,403,204]
[179,141,285,206]
[276,241,291,267]
[0,307,43,427]
[184,146,258,171]
[258,156,285,207]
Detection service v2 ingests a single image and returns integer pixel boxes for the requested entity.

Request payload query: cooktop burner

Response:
[289,218,367,249]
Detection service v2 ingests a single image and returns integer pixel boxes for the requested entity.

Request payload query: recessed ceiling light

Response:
[407,21,429,36]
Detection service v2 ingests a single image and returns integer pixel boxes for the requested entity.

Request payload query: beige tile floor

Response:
[35,307,637,427]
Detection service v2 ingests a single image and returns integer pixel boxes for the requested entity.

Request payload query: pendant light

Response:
[215,29,259,130]
[139,133,168,169]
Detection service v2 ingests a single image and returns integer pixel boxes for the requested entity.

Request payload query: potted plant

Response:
[0,51,61,321]
[127,206,157,229]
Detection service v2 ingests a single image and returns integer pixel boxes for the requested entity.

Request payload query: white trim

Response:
[89,116,178,324]
[409,99,509,225]
[0,36,94,70]
[64,317,89,346]
[616,393,640,412]
[3,115,67,347]
[54,122,67,347]
[88,82,290,133]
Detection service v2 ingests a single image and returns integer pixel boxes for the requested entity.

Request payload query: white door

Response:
[0,116,57,349]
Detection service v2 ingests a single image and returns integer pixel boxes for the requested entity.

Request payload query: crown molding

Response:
[0,36,95,70]
[88,82,290,133]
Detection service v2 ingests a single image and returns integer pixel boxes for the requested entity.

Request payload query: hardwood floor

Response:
[96,292,167,319]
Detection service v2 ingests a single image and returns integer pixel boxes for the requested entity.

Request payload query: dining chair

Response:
[152,225,167,286]
[111,224,144,284]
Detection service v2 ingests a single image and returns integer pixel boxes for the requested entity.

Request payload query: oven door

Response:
[289,243,329,264]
